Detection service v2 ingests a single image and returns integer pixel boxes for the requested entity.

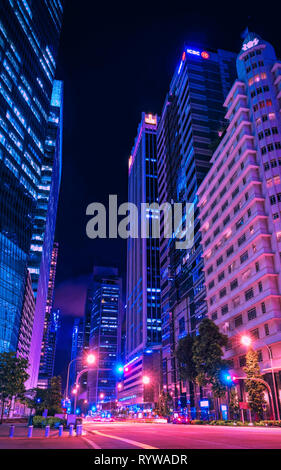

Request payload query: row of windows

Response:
[256,112,276,126]
[254,99,272,112]
[243,49,262,62]
[261,141,281,154]
[211,301,266,323]
[246,59,264,73]
[248,72,267,86]
[210,282,263,307]
[251,85,270,98]
[264,158,281,171]
[258,127,278,140]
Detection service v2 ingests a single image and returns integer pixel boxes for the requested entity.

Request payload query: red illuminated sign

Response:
[201,51,210,59]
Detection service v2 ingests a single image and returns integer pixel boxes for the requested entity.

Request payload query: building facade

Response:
[198,33,281,418]
[17,269,35,360]
[69,317,84,395]
[27,78,63,389]
[119,113,162,410]
[0,1,63,369]
[157,45,237,406]
[37,308,60,389]
[38,242,59,388]
[87,266,122,408]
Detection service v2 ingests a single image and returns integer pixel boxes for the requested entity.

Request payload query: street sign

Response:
[200,400,209,408]
[239,402,249,410]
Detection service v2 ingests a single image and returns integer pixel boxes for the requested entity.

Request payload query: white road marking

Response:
[90,430,158,449]
[82,435,101,449]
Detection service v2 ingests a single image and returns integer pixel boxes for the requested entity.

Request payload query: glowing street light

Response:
[142,376,150,385]
[241,335,252,347]
[100,393,105,399]
[72,388,77,395]
[86,353,96,365]
[117,383,122,390]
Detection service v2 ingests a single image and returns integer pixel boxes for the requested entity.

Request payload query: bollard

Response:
[28,425,33,438]
[9,425,15,438]
[76,424,81,436]
[45,425,50,438]
[69,424,74,436]
[58,425,63,437]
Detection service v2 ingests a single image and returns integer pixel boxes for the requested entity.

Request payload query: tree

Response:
[46,376,62,416]
[244,348,266,421]
[155,391,173,417]
[24,388,49,416]
[176,335,196,382]
[0,352,29,423]
[229,387,240,420]
[192,318,229,397]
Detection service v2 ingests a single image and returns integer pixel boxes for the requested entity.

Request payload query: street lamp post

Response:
[72,354,96,414]
[233,375,276,421]
[65,357,77,400]
[241,335,280,421]
[65,353,96,400]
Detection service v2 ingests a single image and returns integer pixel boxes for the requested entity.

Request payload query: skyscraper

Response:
[157,45,237,405]
[0,1,64,368]
[26,77,63,389]
[198,33,281,418]
[120,113,162,409]
[69,317,84,395]
[38,242,59,388]
[88,266,122,407]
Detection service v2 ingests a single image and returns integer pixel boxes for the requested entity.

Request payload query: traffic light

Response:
[222,371,233,385]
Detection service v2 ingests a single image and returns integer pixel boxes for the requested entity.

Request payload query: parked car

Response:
[172,414,191,424]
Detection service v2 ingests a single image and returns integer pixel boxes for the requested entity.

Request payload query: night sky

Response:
[52,0,281,382]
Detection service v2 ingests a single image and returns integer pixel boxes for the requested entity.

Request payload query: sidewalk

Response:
[0,423,66,438]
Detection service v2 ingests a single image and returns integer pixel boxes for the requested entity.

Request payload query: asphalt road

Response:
[82,422,281,449]
[1,422,281,449]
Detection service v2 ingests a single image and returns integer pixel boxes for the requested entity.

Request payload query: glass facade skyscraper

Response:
[27,78,63,388]
[0,1,64,384]
[69,317,84,393]
[157,46,237,405]
[38,242,59,388]
[119,113,162,408]
[87,266,122,407]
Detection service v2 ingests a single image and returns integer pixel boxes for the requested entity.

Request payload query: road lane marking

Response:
[90,430,158,449]
[82,436,101,449]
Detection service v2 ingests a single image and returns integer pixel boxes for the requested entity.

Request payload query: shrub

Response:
[190,419,207,425]
[258,420,281,427]
[32,416,66,428]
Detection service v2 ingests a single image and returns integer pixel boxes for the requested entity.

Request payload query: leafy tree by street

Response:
[46,376,63,415]
[155,390,173,417]
[192,318,229,397]
[0,352,29,423]
[24,387,49,416]
[176,335,196,382]
[244,348,266,421]
[229,387,240,420]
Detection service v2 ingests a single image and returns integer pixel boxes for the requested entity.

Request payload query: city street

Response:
[1,422,281,449]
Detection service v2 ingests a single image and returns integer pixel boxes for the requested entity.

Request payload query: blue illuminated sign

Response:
[200,400,209,408]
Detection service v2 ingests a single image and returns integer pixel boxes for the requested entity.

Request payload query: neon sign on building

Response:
[144,113,157,125]
[178,47,210,74]
[242,37,259,51]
